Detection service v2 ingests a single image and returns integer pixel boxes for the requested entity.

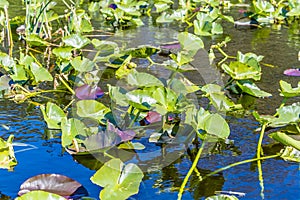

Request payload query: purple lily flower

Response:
[283,68,300,77]
[75,84,104,100]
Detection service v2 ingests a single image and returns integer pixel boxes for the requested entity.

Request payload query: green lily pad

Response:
[25,35,50,46]
[76,100,110,123]
[177,32,204,55]
[236,80,271,98]
[221,61,261,81]
[205,194,239,200]
[63,34,90,49]
[61,118,90,147]
[70,56,94,72]
[0,135,17,170]
[53,47,73,60]
[280,146,300,162]
[196,108,230,139]
[127,70,164,87]
[115,55,137,79]
[108,85,128,107]
[16,191,65,200]
[90,158,144,200]
[30,62,53,82]
[279,80,300,98]
[126,88,157,110]
[201,84,242,111]
[40,102,66,129]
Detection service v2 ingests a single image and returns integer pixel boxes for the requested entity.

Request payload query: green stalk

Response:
[58,75,75,95]
[203,154,280,178]
[178,140,206,200]
[256,123,266,199]
[4,5,13,56]
[129,110,140,128]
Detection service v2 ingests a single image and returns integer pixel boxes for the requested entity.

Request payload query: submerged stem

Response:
[177,140,206,200]
[257,124,266,199]
[203,154,280,178]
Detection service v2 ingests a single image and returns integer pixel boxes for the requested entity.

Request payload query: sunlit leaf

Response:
[16,191,65,200]
[124,45,159,58]
[53,47,73,60]
[90,158,144,200]
[126,88,157,110]
[205,194,239,200]
[76,100,110,123]
[61,118,90,147]
[0,135,17,170]
[25,35,50,46]
[63,34,90,49]
[221,61,261,81]
[127,70,164,87]
[280,146,300,162]
[108,85,128,107]
[40,102,66,129]
[279,80,300,97]
[70,56,94,72]
[236,80,271,97]
[30,62,53,82]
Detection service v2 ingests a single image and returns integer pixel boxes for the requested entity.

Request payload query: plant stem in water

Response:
[177,140,206,200]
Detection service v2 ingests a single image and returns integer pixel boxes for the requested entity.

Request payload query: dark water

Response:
[1,1,300,200]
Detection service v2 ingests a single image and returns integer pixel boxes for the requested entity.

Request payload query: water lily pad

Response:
[280,146,300,162]
[177,32,204,55]
[124,45,159,58]
[16,191,65,200]
[0,135,17,170]
[30,62,53,82]
[236,80,271,97]
[63,34,90,49]
[40,102,66,129]
[76,100,110,123]
[53,47,73,60]
[205,194,239,200]
[279,80,300,97]
[90,158,144,200]
[108,85,128,107]
[18,174,88,199]
[70,56,94,72]
[126,88,157,110]
[127,70,164,87]
[221,61,261,81]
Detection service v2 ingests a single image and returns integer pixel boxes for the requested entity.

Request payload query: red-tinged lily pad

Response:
[84,122,136,151]
[283,68,300,77]
[141,111,162,125]
[75,84,104,100]
[18,174,88,199]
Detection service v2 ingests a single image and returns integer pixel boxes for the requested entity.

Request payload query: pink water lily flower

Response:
[283,68,300,77]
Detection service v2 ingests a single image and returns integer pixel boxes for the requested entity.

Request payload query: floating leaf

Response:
[221,61,261,81]
[30,62,53,82]
[126,88,157,110]
[61,118,90,148]
[201,84,242,111]
[127,70,164,87]
[280,146,300,162]
[16,191,65,200]
[108,85,128,107]
[115,55,137,79]
[118,142,145,150]
[18,174,88,199]
[40,102,66,129]
[177,32,204,55]
[0,135,17,170]
[90,158,144,200]
[70,56,94,72]
[236,80,271,97]
[53,47,73,60]
[75,84,104,100]
[76,100,110,123]
[92,39,118,57]
[205,194,239,200]
[63,34,90,49]
[25,35,50,46]
[279,80,300,98]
